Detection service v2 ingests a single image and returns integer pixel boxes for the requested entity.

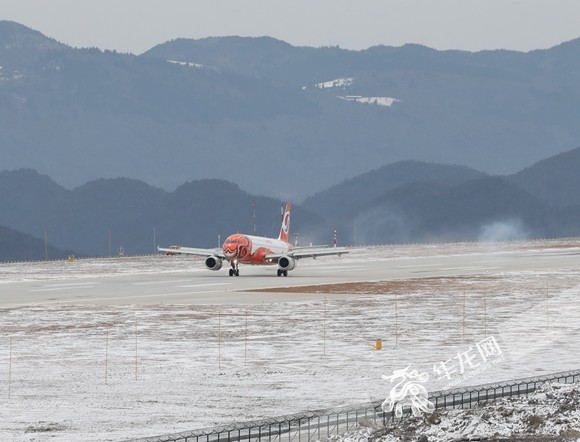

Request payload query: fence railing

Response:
[130,369,580,442]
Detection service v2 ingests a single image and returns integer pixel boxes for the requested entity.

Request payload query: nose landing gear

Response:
[229,260,240,277]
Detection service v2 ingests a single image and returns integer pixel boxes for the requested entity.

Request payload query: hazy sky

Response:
[3,0,580,54]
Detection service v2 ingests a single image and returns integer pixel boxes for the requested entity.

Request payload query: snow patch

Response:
[167,59,206,69]
[339,95,400,107]
[311,77,354,90]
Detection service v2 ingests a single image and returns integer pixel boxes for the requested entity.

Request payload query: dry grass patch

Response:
[252,276,501,295]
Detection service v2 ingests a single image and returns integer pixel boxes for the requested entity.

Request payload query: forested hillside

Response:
[2,21,580,200]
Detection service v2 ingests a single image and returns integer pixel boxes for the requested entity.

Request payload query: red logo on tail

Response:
[278,203,292,242]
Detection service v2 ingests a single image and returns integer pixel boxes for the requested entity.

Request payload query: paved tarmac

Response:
[1,245,579,305]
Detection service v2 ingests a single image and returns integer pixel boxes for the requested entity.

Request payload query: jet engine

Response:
[205,256,223,271]
[277,255,296,271]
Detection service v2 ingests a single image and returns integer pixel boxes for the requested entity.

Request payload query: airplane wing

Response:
[157,246,225,259]
[265,247,348,261]
[291,244,329,250]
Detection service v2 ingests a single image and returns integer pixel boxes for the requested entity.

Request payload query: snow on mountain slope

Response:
[167,59,206,69]
[339,95,400,107]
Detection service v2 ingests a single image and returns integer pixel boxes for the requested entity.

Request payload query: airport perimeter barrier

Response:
[3,235,580,265]
[0,253,160,265]
[130,369,580,442]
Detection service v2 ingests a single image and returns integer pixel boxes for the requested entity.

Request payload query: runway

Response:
[2,240,579,305]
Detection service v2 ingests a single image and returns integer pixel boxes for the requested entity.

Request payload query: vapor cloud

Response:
[478,219,530,243]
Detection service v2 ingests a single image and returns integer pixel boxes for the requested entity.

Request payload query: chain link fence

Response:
[130,369,580,442]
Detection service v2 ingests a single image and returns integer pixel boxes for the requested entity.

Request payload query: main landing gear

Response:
[277,269,288,277]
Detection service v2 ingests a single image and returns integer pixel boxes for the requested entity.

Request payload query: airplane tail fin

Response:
[278,202,292,243]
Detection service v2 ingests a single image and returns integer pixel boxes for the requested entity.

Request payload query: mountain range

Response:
[0,169,328,258]
[304,146,580,245]
[1,21,580,201]
[2,145,580,260]
[0,225,72,261]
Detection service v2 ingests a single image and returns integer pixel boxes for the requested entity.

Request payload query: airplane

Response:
[157,203,347,277]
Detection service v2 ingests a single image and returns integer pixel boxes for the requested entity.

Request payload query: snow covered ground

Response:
[0,240,579,441]
[0,254,198,282]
